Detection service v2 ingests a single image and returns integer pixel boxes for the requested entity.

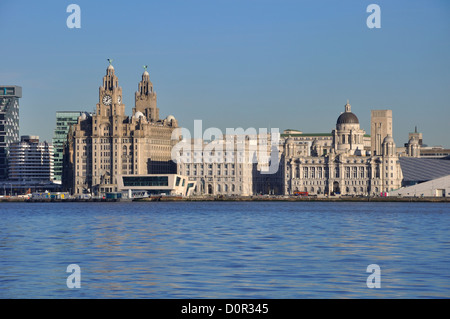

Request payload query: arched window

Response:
[335,167,340,178]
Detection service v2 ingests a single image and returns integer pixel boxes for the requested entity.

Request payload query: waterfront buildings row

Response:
[176,102,403,197]
[2,62,449,197]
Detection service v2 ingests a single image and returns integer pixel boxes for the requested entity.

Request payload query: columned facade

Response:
[284,102,403,196]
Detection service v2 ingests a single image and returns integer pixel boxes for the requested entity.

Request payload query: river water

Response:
[0,201,448,298]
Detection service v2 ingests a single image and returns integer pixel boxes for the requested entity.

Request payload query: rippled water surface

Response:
[0,201,449,298]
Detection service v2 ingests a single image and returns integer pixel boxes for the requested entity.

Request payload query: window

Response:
[318,167,322,179]
[123,176,169,187]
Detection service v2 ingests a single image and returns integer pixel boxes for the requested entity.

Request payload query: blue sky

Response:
[1,0,449,147]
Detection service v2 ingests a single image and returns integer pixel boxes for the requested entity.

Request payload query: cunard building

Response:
[65,62,180,195]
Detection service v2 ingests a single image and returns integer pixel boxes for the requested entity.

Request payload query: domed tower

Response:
[407,136,420,157]
[332,101,366,155]
[382,134,396,157]
[381,134,403,192]
[165,115,178,127]
[134,65,159,121]
[284,137,295,157]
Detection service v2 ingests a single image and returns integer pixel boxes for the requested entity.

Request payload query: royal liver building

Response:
[283,102,403,196]
[65,62,179,195]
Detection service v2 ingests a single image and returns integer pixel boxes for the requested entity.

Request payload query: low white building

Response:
[390,174,450,197]
[116,174,196,197]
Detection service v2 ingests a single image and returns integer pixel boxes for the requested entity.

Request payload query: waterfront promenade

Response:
[1,195,449,203]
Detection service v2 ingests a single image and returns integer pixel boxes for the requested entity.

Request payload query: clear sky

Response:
[1,0,449,147]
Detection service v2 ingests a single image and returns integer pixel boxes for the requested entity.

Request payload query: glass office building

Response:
[52,111,84,181]
[0,86,21,180]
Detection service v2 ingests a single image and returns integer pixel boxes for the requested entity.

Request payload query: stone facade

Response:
[371,110,393,156]
[283,102,403,196]
[177,134,283,196]
[65,63,179,195]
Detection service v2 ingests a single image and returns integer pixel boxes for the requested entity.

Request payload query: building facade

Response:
[177,137,256,196]
[284,102,403,196]
[371,109,393,156]
[53,111,85,182]
[117,174,196,197]
[176,134,284,196]
[0,85,21,180]
[66,62,180,195]
[8,135,54,182]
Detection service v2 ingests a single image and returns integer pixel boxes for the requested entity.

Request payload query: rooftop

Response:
[399,157,450,183]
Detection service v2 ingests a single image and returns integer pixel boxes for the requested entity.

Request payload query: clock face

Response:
[102,95,112,105]
[118,96,121,104]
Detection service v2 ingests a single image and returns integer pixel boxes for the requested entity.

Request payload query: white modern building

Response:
[390,174,450,197]
[116,174,196,197]
[8,135,54,181]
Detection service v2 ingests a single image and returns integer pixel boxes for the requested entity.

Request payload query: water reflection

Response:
[0,202,449,298]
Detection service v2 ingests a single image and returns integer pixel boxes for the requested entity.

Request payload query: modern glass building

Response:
[117,174,196,196]
[52,111,84,181]
[0,86,21,180]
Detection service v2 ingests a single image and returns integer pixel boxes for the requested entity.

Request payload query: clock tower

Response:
[97,60,125,117]
[68,61,180,196]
